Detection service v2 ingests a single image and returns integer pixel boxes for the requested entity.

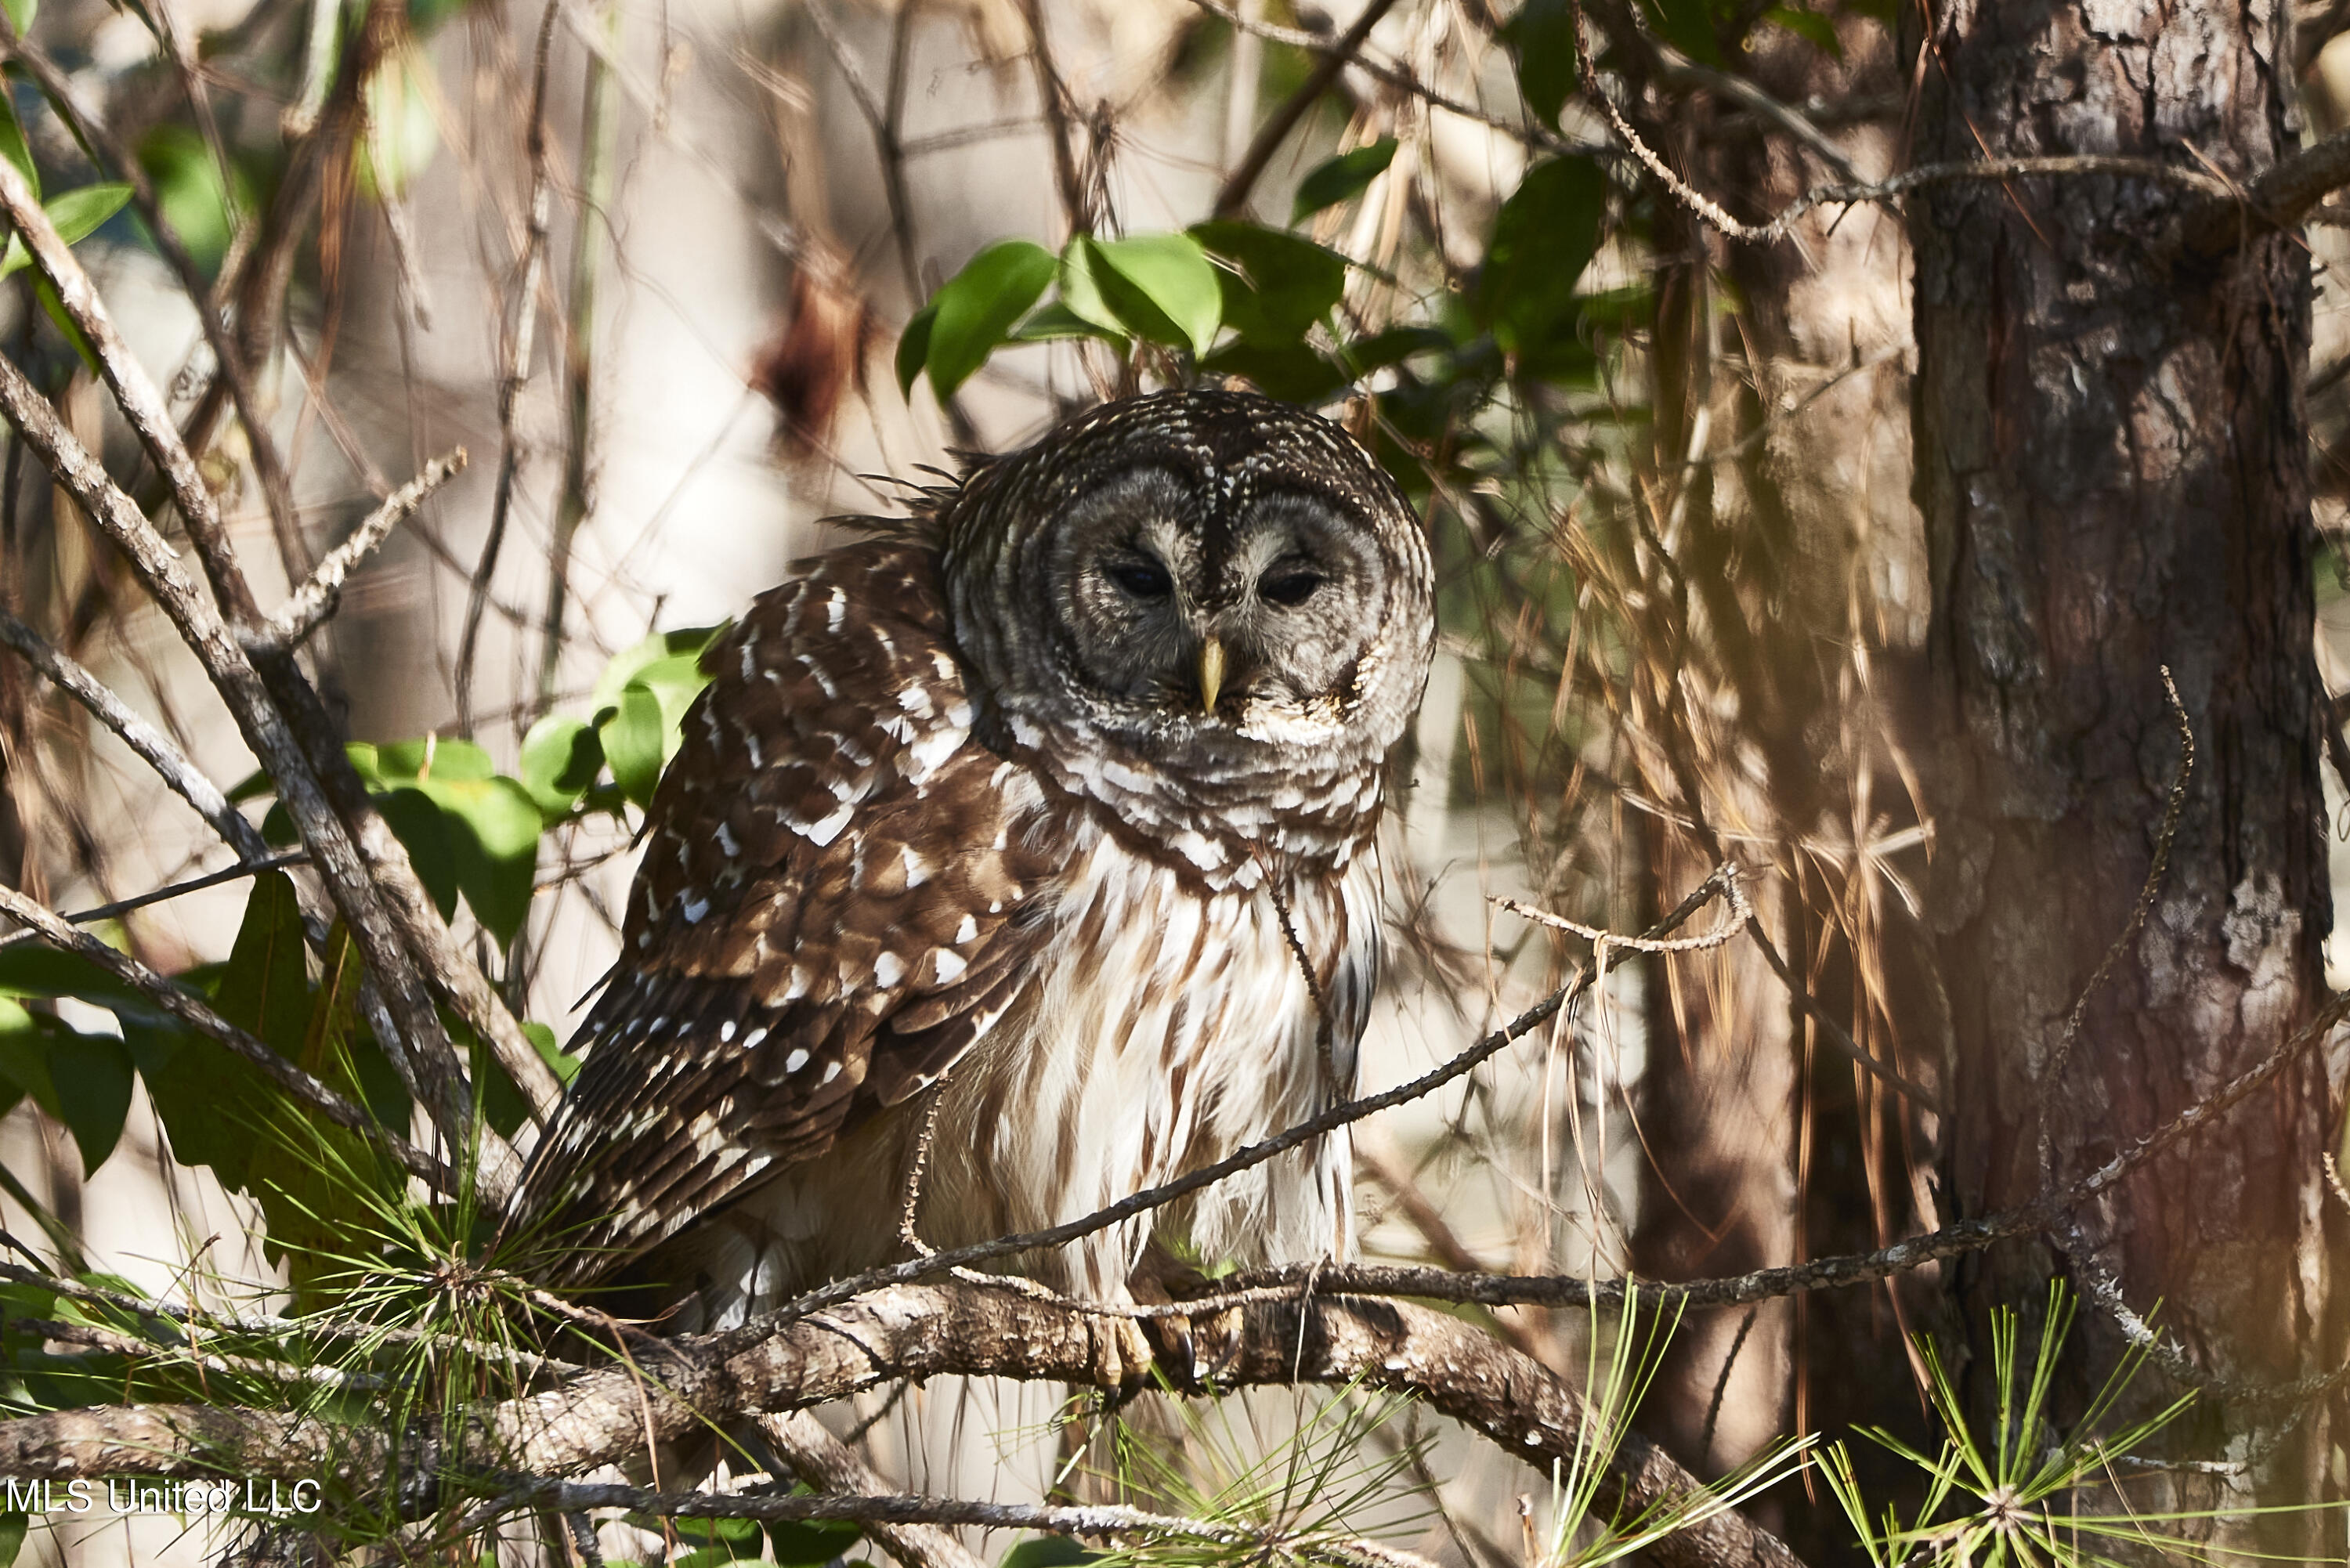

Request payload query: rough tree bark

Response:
[1909,0,2343,1537]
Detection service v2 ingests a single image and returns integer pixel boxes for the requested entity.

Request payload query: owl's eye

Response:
[1107,558,1174,599]
[1257,568,1325,608]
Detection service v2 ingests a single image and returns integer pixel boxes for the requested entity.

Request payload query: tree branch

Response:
[486,1474,1438,1568]
[0,1285,1807,1568]
[0,198,520,1192]
[745,1411,985,1568]
[259,450,468,652]
[0,609,271,862]
[0,851,310,956]
[0,881,454,1193]
[1213,0,1405,219]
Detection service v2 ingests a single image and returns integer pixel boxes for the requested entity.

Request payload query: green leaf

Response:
[33,275,96,375]
[376,786,461,920]
[627,652,718,734]
[524,1019,580,1086]
[246,926,404,1302]
[342,740,387,789]
[1762,5,1842,56]
[0,1511,25,1568]
[768,1519,864,1567]
[214,871,312,1060]
[1199,339,1348,403]
[150,871,310,1189]
[1640,0,1719,63]
[460,1021,533,1139]
[1342,325,1453,374]
[0,0,34,36]
[416,775,542,947]
[1088,233,1222,354]
[0,941,148,1014]
[1292,138,1397,222]
[44,182,130,242]
[895,302,936,399]
[519,714,604,818]
[1190,220,1347,345]
[1010,299,1127,345]
[0,94,36,199]
[0,998,59,1118]
[373,736,494,782]
[997,1538,1097,1568]
[49,1031,132,1176]
[137,125,240,275]
[1497,1,1578,128]
[1056,237,1123,335]
[598,684,668,809]
[1478,156,1608,373]
[922,239,1056,398]
[586,633,720,813]
[589,625,728,716]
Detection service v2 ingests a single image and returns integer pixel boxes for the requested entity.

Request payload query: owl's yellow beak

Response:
[1197,636,1227,715]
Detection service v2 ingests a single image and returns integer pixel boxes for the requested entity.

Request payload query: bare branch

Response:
[0,14,312,598]
[0,882,455,1194]
[490,1474,1439,1568]
[1216,974,2350,1317]
[0,1284,1808,1568]
[261,450,469,652]
[1213,0,1406,219]
[1644,43,1862,184]
[747,1412,985,1568]
[0,609,270,862]
[0,208,519,1190]
[1183,0,1609,163]
[0,851,309,956]
[457,0,566,738]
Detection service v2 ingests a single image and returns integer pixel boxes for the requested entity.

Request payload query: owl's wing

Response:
[518,540,1062,1281]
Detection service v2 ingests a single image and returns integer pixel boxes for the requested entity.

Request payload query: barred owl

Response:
[519,388,1435,1339]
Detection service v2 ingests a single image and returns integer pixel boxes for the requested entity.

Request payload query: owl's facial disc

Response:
[1045,471,1385,736]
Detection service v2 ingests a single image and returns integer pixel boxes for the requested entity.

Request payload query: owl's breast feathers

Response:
[517,538,1379,1288]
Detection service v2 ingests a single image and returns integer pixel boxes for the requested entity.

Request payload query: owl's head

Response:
[938,389,1434,873]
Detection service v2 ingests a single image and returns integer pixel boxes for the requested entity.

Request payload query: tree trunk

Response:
[1910,0,2342,1537]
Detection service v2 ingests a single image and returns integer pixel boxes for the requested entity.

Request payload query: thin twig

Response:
[18,1317,381,1393]
[1646,42,1861,183]
[0,17,313,602]
[1213,0,1405,219]
[747,1412,986,1568]
[0,851,310,955]
[485,1476,1441,1568]
[1183,0,1609,163]
[261,450,469,651]
[2037,667,2193,1187]
[458,0,566,736]
[0,883,454,1194]
[1016,0,1090,236]
[1216,974,2350,1317]
[0,179,519,1191]
[0,609,269,862]
[737,868,1741,1338]
[535,4,618,724]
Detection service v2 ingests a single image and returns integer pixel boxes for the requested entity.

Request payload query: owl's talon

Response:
[1143,1310,1202,1393]
[1090,1315,1159,1394]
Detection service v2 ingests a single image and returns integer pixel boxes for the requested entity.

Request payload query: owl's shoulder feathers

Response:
[520,539,1067,1276]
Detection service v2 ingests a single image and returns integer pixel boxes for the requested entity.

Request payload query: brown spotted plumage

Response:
[519,388,1435,1325]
